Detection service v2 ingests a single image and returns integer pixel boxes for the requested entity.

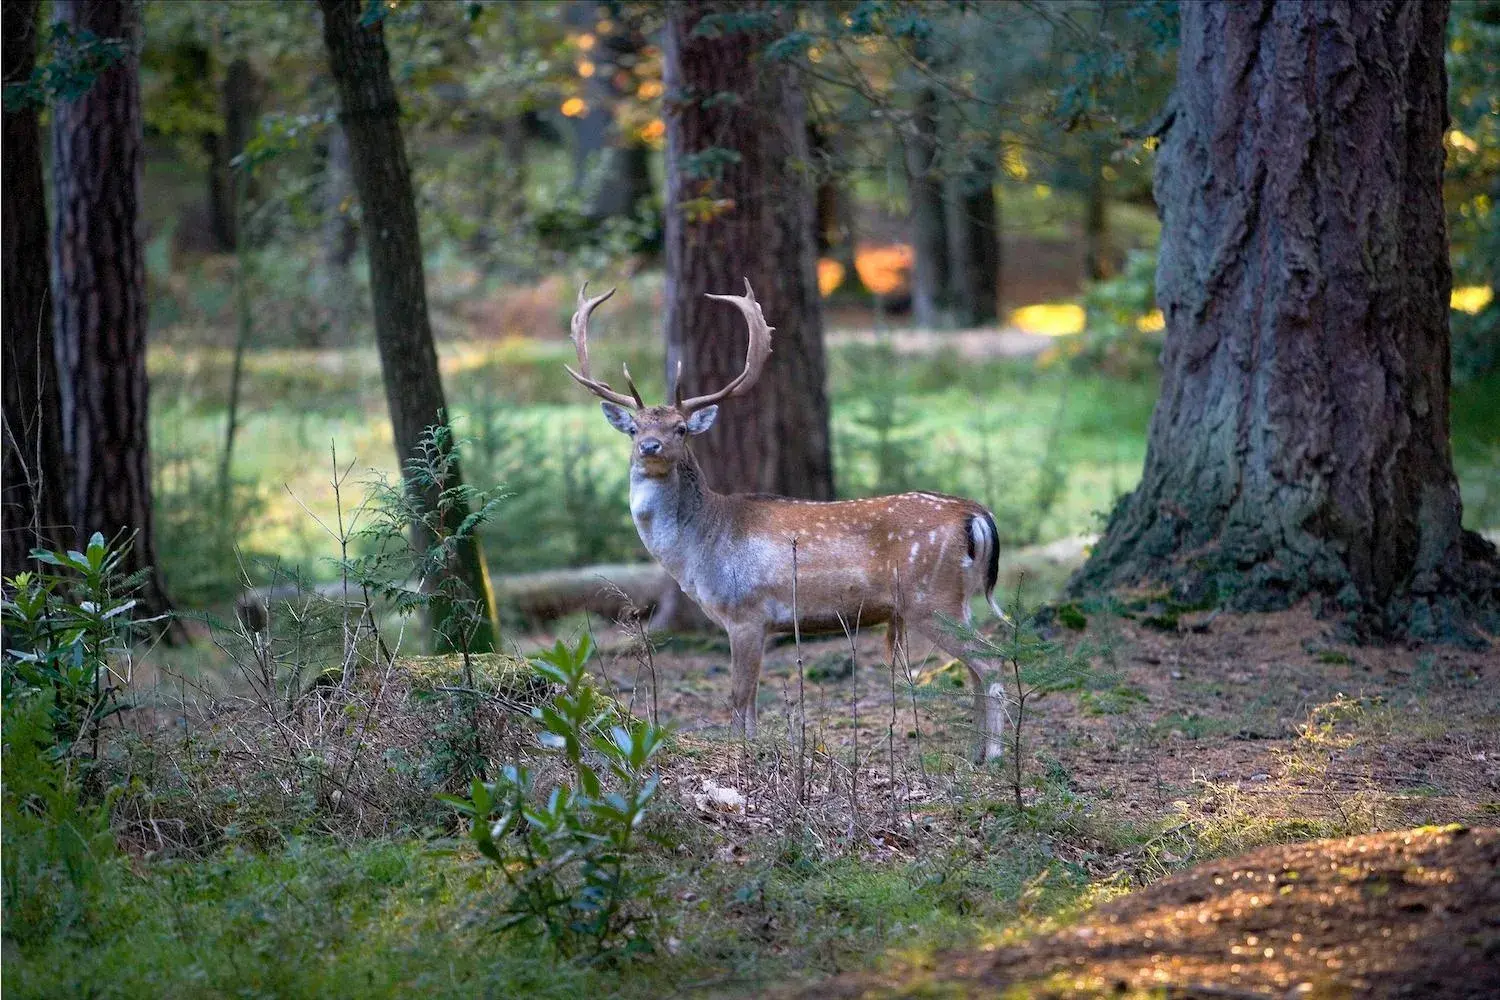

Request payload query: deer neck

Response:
[628,449,718,573]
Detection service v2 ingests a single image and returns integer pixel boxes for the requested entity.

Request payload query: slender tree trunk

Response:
[317,123,358,345]
[1071,0,1497,641]
[1082,140,1111,281]
[947,153,1000,326]
[663,0,834,500]
[811,124,868,298]
[567,1,653,222]
[205,57,259,253]
[318,0,499,651]
[50,0,177,626]
[903,84,950,328]
[2,0,70,575]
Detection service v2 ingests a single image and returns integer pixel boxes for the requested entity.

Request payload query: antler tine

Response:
[564,282,638,408]
[621,363,645,409]
[671,359,684,408]
[680,277,774,413]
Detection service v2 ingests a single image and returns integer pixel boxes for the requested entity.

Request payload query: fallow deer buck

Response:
[566,280,1011,762]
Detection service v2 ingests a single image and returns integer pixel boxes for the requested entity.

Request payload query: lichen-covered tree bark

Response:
[2,0,70,574]
[318,0,499,651]
[662,0,833,500]
[1072,0,1497,640]
[49,0,177,623]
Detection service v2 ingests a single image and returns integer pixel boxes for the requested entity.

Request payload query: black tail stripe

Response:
[982,512,1000,596]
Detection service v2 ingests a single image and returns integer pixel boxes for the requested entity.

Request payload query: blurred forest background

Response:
[5,0,1495,621]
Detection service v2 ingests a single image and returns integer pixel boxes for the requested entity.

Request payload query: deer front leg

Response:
[727,623,766,740]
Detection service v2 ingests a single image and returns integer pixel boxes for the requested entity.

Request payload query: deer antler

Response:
[564,283,643,409]
[679,278,774,414]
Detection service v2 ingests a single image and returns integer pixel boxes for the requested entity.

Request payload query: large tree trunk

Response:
[49,0,176,624]
[662,0,834,500]
[947,153,1000,326]
[903,85,950,329]
[2,0,70,575]
[1071,0,1497,641]
[318,0,500,652]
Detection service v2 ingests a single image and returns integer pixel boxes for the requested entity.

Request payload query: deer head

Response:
[564,279,773,477]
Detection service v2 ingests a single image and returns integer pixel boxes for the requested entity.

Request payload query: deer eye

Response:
[674,425,687,436]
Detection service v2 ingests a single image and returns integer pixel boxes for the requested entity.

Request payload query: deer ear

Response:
[684,405,719,435]
[601,402,637,435]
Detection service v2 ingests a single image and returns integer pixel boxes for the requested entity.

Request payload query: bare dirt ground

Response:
[812,825,1500,999]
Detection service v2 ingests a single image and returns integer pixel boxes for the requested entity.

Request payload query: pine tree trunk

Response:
[1071,0,1497,641]
[318,0,500,651]
[947,154,1000,327]
[904,84,950,329]
[2,0,70,574]
[49,0,176,624]
[662,0,834,500]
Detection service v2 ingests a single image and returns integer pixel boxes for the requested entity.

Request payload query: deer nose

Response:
[638,437,663,456]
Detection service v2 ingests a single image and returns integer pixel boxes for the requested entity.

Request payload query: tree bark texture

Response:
[3,0,70,574]
[946,154,1000,326]
[1072,0,1497,641]
[318,0,500,651]
[903,84,950,328]
[49,0,175,620]
[662,0,834,499]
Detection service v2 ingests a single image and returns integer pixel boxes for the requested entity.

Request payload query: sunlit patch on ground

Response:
[1010,303,1086,337]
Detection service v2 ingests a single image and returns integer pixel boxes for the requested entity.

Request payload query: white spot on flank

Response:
[908,541,921,562]
[928,530,937,542]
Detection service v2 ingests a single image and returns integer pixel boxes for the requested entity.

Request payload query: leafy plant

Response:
[441,634,669,957]
[2,532,157,760]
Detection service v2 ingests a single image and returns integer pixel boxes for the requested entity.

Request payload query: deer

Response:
[565,280,1011,762]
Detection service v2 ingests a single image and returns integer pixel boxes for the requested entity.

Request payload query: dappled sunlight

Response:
[1452,284,1493,313]
[817,257,845,297]
[853,243,913,296]
[1010,302,1086,336]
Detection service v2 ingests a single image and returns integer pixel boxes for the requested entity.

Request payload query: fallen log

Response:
[234,563,685,633]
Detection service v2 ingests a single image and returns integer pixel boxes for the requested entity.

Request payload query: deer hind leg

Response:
[727,623,766,741]
[910,621,1008,765]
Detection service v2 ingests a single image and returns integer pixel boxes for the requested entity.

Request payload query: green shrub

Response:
[2,691,116,943]
[442,635,669,957]
[2,532,154,757]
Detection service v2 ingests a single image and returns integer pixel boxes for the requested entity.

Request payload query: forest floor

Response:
[540,602,1500,998]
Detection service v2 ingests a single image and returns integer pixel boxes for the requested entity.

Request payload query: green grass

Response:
[5,825,1109,999]
[149,331,1500,607]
